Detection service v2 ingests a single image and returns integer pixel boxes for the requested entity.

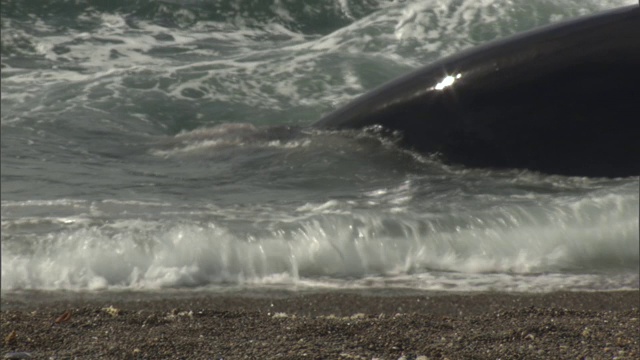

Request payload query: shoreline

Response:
[2,290,638,359]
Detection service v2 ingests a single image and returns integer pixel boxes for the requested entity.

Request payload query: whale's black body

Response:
[313,6,639,177]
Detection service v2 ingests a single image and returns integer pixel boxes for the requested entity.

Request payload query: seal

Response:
[313,5,640,177]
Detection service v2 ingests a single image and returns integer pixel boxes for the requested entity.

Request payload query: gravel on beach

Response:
[1,290,638,359]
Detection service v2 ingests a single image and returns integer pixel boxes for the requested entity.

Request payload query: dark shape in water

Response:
[313,6,640,177]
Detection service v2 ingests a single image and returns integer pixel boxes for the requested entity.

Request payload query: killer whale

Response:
[313,5,640,177]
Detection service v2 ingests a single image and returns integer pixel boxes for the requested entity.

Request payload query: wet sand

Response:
[1,290,638,359]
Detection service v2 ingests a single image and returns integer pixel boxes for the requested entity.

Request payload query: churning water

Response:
[1,0,638,295]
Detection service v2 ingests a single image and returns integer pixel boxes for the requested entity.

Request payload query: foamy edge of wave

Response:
[2,195,638,292]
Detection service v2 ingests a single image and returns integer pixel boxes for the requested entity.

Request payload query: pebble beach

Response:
[2,290,638,359]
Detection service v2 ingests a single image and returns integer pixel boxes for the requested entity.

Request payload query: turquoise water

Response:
[1,0,638,294]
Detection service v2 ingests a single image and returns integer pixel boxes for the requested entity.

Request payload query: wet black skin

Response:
[313,5,640,177]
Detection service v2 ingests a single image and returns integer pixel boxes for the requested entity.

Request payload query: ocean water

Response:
[1,0,638,296]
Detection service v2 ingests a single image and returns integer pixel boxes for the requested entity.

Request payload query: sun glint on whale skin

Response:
[314,6,640,178]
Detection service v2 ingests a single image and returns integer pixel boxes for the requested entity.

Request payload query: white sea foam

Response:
[2,0,638,296]
[2,190,637,292]
[149,123,309,157]
[3,0,632,127]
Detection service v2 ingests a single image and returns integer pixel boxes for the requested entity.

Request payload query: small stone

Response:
[3,353,32,359]
[4,331,17,346]
[102,306,120,317]
[616,337,629,346]
[54,310,72,323]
